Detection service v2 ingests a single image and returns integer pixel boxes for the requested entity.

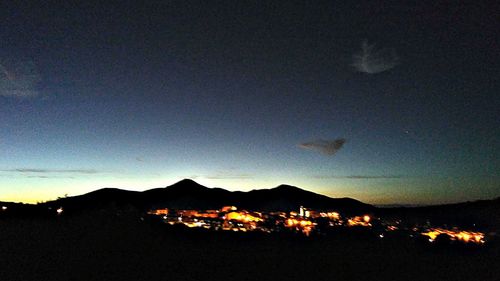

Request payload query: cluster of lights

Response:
[286,218,313,227]
[421,228,485,244]
[319,212,340,220]
[226,211,263,222]
[149,205,377,236]
[386,225,399,231]
[286,218,314,235]
[147,205,489,246]
[156,206,265,232]
[347,215,371,227]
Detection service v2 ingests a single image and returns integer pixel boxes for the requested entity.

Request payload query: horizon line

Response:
[1,178,498,207]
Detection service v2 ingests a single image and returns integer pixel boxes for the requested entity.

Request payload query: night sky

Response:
[0,1,498,205]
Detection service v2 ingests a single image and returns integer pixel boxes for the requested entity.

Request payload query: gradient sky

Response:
[0,1,498,205]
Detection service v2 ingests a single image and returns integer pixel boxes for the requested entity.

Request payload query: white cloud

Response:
[352,41,399,74]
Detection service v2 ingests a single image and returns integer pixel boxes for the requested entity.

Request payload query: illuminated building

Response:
[222,210,263,231]
[221,206,237,212]
[347,216,371,227]
[299,206,310,218]
[194,210,219,219]
[148,208,168,215]
[225,211,262,222]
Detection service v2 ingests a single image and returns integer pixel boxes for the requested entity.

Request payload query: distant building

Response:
[221,206,237,212]
[148,208,168,215]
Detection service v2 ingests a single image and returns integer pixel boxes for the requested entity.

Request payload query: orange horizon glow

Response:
[2,178,498,206]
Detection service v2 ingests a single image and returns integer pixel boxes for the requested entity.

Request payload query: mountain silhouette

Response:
[43,179,374,214]
[3,179,499,231]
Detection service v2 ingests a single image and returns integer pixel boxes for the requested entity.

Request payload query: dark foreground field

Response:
[1,212,499,281]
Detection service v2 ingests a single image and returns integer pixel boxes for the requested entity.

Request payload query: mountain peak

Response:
[273,184,304,192]
[166,179,207,191]
[174,178,200,186]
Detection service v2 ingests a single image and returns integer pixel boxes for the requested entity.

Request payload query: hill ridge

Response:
[45,179,373,213]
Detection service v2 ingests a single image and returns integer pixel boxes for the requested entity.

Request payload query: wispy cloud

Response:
[25,175,75,179]
[186,172,253,180]
[352,41,398,74]
[1,168,100,174]
[27,175,50,179]
[298,138,346,156]
[205,174,253,180]
[314,175,402,179]
[0,60,41,98]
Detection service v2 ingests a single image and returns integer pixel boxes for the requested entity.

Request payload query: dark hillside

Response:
[0,212,498,281]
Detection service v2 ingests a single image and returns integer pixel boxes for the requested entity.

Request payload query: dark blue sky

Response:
[0,1,498,204]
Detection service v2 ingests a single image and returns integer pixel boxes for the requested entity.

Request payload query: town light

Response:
[421,228,485,244]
